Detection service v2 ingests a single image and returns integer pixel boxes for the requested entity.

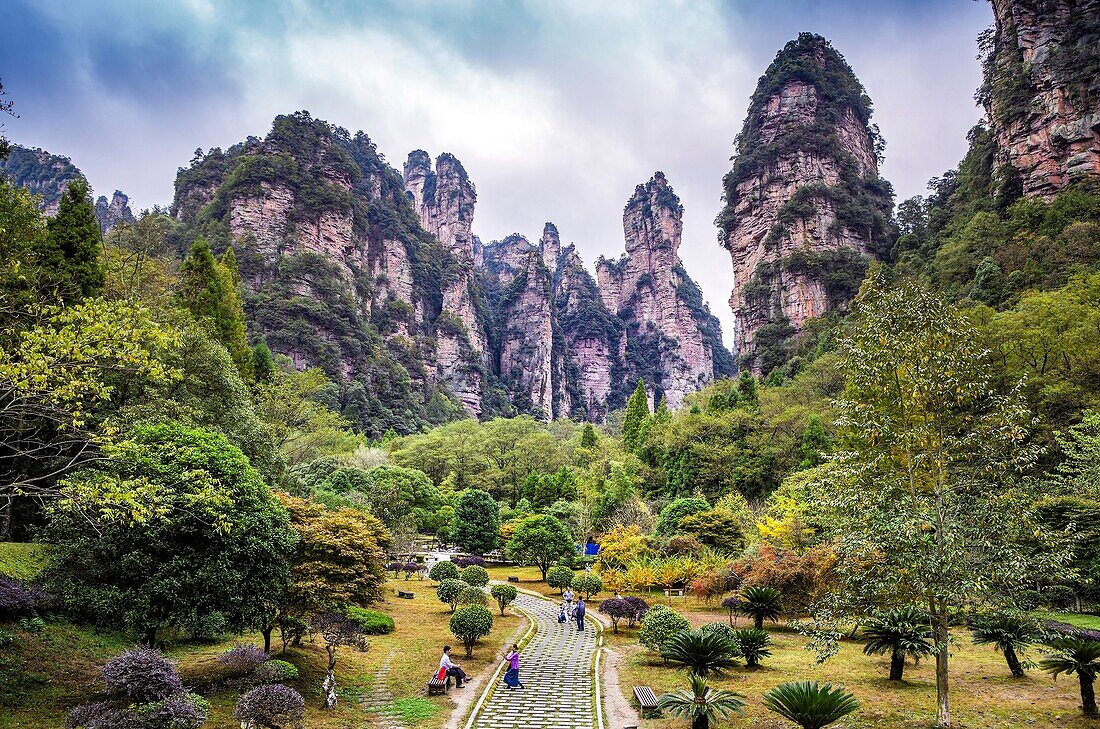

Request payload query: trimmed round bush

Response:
[101,647,184,703]
[429,561,460,582]
[450,605,494,657]
[253,659,299,684]
[234,683,306,729]
[458,586,489,606]
[639,604,691,654]
[217,644,270,676]
[346,607,395,635]
[490,584,517,615]
[437,578,467,612]
[460,564,489,587]
[546,564,575,593]
[572,573,603,600]
[700,622,741,654]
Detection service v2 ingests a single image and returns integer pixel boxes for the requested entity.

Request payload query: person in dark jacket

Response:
[574,598,586,631]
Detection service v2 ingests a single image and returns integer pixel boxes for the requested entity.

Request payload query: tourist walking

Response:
[440,645,468,688]
[574,598,586,631]
[564,587,575,607]
[502,643,524,689]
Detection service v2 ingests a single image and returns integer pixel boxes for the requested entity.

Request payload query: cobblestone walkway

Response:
[360,649,405,729]
[471,591,599,729]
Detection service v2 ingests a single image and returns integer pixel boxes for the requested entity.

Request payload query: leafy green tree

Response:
[1040,637,1100,718]
[572,573,603,600]
[737,585,782,631]
[639,604,691,654]
[657,674,745,729]
[546,564,575,594]
[437,578,467,613]
[41,424,296,646]
[622,380,650,451]
[861,606,935,681]
[815,272,1062,727]
[43,179,104,302]
[654,497,710,536]
[177,238,252,379]
[490,583,517,615]
[969,612,1043,678]
[460,565,489,587]
[450,605,494,657]
[677,509,745,553]
[429,560,460,582]
[506,514,575,580]
[252,365,348,466]
[0,179,50,324]
[579,422,599,448]
[452,489,500,555]
[762,681,859,729]
[799,415,831,469]
[252,340,275,381]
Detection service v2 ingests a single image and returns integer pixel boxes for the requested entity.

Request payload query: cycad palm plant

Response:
[969,612,1043,678]
[763,681,859,729]
[1040,636,1100,718]
[660,628,740,677]
[657,673,746,729]
[737,585,782,630]
[733,628,771,668]
[861,605,934,681]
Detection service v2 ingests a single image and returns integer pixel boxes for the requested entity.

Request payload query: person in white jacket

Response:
[440,645,467,687]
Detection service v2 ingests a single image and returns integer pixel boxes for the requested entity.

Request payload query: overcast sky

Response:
[1,0,992,345]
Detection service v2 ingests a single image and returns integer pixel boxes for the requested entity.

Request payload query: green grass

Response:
[1031,610,1100,630]
[0,543,48,580]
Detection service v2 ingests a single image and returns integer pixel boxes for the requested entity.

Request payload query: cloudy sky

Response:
[1,0,992,344]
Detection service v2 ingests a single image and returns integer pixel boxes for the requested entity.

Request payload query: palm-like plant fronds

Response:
[657,673,746,729]
[733,628,771,668]
[762,680,860,729]
[970,612,1043,678]
[861,605,934,681]
[737,585,782,631]
[1040,636,1100,718]
[660,628,740,677]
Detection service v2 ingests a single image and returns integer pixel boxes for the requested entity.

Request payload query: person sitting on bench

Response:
[440,645,467,688]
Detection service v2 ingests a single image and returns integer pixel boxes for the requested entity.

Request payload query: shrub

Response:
[253,659,299,684]
[721,595,743,625]
[599,598,635,634]
[700,622,741,654]
[450,605,494,658]
[762,681,859,729]
[654,497,710,536]
[18,616,45,633]
[734,628,772,668]
[187,610,229,642]
[458,586,489,606]
[662,535,705,556]
[546,565,575,593]
[736,544,835,614]
[573,573,603,600]
[234,683,306,728]
[460,565,489,587]
[453,556,487,568]
[490,584,517,616]
[623,596,650,626]
[428,561,460,582]
[661,628,741,676]
[217,644,270,676]
[0,629,14,647]
[401,562,418,579]
[101,648,184,703]
[737,585,782,630]
[346,607,395,635]
[437,578,467,612]
[0,576,45,619]
[639,604,691,654]
[387,561,404,577]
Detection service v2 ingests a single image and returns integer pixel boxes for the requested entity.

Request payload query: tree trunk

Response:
[144,626,157,648]
[0,496,12,540]
[465,640,474,658]
[754,615,763,631]
[691,714,708,729]
[1003,647,1024,678]
[322,668,338,708]
[1081,673,1098,718]
[262,625,273,654]
[889,648,906,681]
[931,600,950,727]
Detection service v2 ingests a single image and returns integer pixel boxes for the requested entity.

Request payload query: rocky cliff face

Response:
[717,33,893,374]
[982,0,1100,198]
[598,173,733,409]
[95,191,135,232]
[403,151,488,415]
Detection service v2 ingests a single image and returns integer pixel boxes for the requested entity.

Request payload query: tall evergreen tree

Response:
[43,179,103,302]
[623,380,650,451]
[178,238,253,379]
[579,422,598,448]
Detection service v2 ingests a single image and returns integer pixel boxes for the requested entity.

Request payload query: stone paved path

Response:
[360,649,405,729]
[471,591,599,729]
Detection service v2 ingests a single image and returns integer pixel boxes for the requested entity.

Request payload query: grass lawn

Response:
[1031,610,1100,631]
[0,542,49,580]
[1,577,523,729]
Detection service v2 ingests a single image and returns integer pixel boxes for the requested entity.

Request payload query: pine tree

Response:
[579,422,598,448]
[43,179,103,302]
[622,380,650,452]
[252,341,275,381]
[178,238,253,379]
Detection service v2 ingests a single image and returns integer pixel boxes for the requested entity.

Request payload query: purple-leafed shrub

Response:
[234,683,306,728]
[139,692,209,727]
[623,596,650,626]
[0,575,45,619]
[101,647,184,703]
[453,556,486,569]
[1044,621,1100,642]
[386,561,404,576]
[217,643,271,675]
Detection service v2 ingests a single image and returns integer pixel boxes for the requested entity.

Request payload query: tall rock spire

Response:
[597,172,732,409]
[718,33,893,374]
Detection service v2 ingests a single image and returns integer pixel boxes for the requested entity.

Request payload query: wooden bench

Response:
[633,686,659,717]
[428,675,450,695]
[663,588,685,598]
[397,590,415,599]
[507,576,520,583]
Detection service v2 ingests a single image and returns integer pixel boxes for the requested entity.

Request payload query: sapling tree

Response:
[490,584,517,616]
[450,604,494,657]
[810,271,1066,727]
[437,578,466,613]
[310,612,369,709]
[546,565,575,594]
[573,573,603,600]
